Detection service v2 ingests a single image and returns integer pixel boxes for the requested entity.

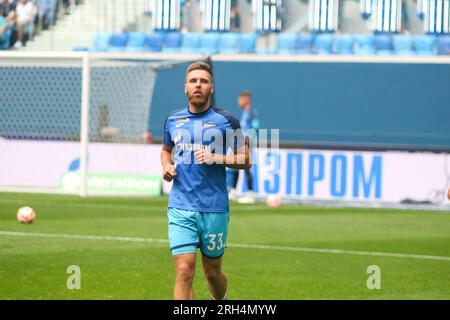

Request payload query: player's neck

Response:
[188,102,212,114]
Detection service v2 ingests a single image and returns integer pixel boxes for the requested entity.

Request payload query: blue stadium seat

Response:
[146,33,164,52]
[437,35,450,55]
[374,34,393,55]
[198,32,220,54]
[414,35,436,56]
[125,32,147,52]
[108,32,128,52]
[277,33,296,54]
[314,33,334,54]
[294,34,314,54]
[239,33,258,53]
[162,32,182,53]
[335,35,354,54]
[181,33,201,53]
[354,34,375,55]
[72,47,89,52]
[218,33,239,54]
[91,32,112,52]
[393,35,414,55]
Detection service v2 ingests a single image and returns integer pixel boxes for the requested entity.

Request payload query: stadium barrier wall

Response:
[0,140,162,196]
[1,140,449,209]
[149,54,450,151]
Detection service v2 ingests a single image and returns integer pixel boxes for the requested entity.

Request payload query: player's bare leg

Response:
[173,253,196,300]
[202,255,227,300]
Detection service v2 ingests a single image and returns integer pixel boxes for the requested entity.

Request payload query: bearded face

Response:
[187,88,211,107]
[185,70,214,109]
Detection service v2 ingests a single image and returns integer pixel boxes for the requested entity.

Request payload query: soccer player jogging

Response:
[161,62,250,300]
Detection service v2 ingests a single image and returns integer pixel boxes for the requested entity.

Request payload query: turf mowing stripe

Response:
[1,230,450,262]
[1,198,449,213]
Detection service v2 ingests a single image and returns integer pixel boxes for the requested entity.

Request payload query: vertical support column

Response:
[80,53,90,197]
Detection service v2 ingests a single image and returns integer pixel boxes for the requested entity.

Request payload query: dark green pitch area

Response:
[1,192,449,299]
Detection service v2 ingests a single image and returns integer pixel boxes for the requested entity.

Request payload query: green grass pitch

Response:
[1,192,450,300]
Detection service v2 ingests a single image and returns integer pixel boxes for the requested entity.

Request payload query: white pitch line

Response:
[0,230,168,245]
[1,230,450,262]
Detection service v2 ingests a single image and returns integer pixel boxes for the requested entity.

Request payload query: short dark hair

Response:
[186,61,213,79]
[239,91,252,97]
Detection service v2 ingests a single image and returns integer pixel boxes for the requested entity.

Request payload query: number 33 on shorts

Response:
[207,233,224,251]
[200,212,228,258]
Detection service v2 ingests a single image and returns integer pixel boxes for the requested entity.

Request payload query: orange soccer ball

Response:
[447,188,450,200]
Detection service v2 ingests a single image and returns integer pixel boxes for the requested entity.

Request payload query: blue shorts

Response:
[167,208,229,258]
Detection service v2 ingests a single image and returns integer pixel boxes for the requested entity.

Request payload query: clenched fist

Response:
[163,163,176,182]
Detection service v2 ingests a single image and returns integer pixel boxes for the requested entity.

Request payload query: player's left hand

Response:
[194,148,216,165]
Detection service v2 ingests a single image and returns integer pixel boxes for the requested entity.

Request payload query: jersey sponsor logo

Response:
[175,117,190,122]
[202,121,216,129]
[177,143,212,152]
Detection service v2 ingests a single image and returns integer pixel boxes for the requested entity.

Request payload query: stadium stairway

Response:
[237,0,254,33]
[21,0,148,51]
[284,0,309,33]
[339,0,370,34]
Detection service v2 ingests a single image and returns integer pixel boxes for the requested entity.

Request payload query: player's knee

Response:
[204,266,222,282]
[176,262,195,283]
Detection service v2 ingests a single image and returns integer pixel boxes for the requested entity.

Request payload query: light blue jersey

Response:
[164,106,243,213]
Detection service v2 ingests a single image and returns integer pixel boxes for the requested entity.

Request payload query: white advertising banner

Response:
[1,141,449,205]
[0,140,162,195]
[234,148,450,205]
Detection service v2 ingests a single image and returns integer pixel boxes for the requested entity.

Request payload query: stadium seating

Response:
[181,32,201,53]
[277,33,296,54]
[437,35,450,55]
[125,32,147,52]
[354,35,375,55]
[294,34,314,54]
[393,35,414,55]
[218,32,240,54]
[145,33,164,52]
[72,46,89,51]
[198,32,220,54]
[162,32,182,53]
[374,34,393,55]
[108,32,129,52]
[86,31,450,56]
[91,32,113,52]
[314,33,334,54]
[414,35,436,56]
[335,35,354,54]
[239,33,258,53]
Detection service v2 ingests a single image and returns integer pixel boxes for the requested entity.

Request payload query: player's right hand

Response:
[163,164,176,182]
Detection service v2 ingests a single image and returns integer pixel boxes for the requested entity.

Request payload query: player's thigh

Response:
[198,212,229,259]
[168,208,200,256]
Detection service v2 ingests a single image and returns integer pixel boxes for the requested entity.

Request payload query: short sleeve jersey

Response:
[164,106,244,212]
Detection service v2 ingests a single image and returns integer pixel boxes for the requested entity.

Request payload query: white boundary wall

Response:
[1,140,449,209]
